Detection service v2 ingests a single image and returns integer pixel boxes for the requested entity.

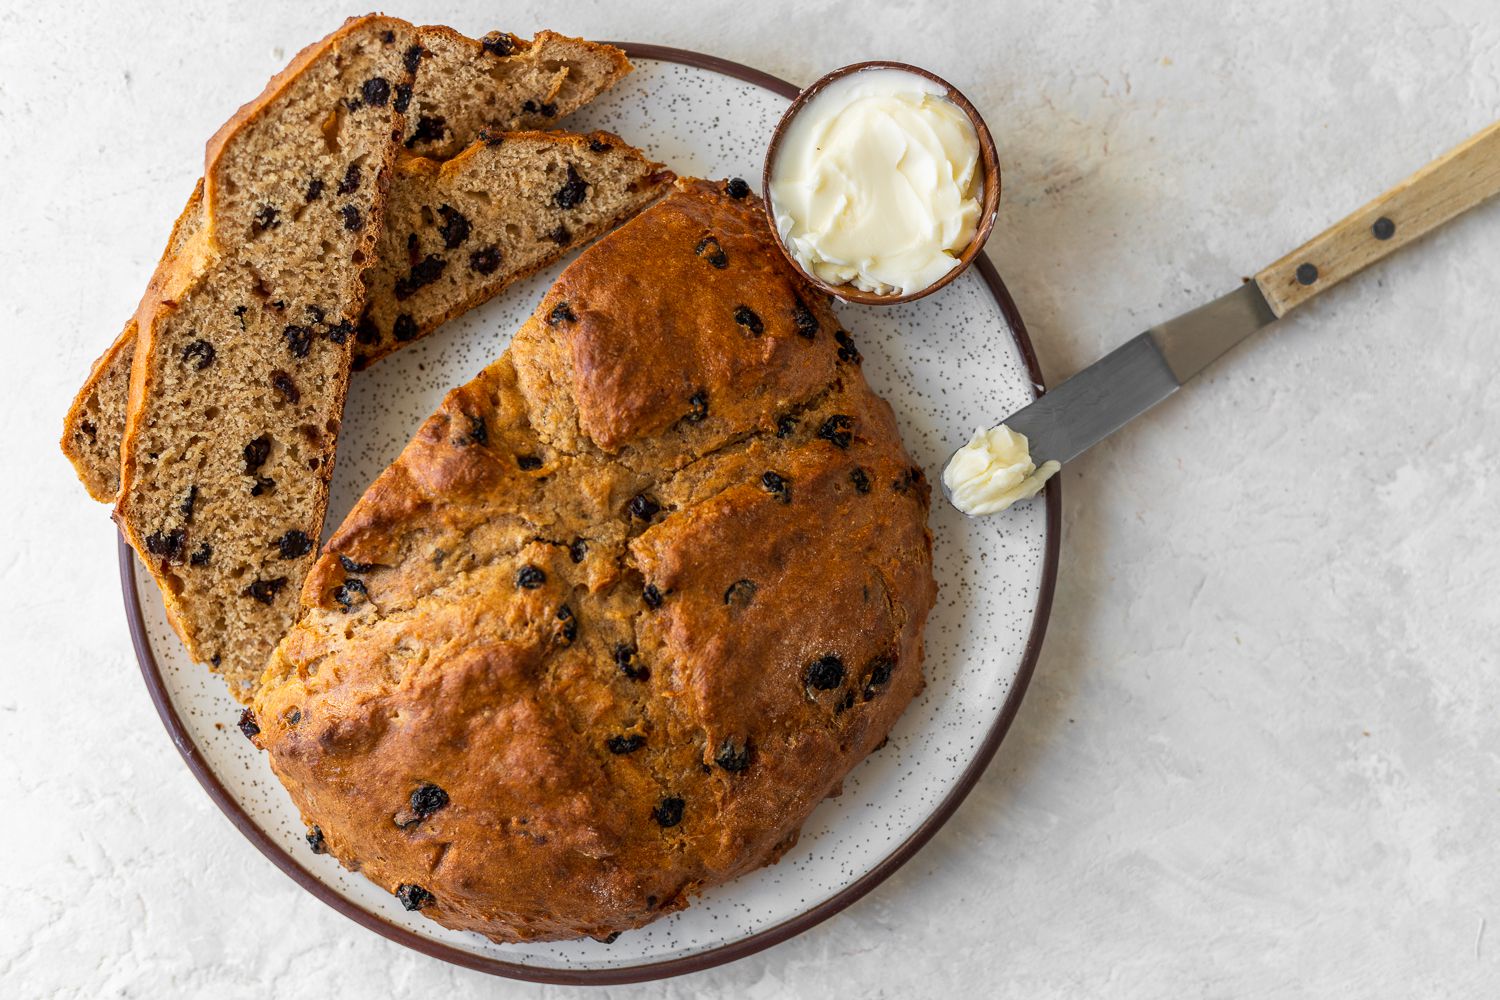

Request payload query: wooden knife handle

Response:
[1255,119,1500,317]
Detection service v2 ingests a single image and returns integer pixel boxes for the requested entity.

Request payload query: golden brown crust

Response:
[541,178,838,453]
[61,319,135,502]
[250,179,936,942]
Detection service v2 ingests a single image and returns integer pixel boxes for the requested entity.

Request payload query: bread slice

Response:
[402,27,630,160]
[116,15,420,697]
[62,26,635,502]
[355,131,674,367]
[62,133,667,500]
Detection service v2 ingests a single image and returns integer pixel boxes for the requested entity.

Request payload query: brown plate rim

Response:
[119,41,1061,988]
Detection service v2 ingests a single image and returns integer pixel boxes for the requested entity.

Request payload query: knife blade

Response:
[1000,281,1277,468]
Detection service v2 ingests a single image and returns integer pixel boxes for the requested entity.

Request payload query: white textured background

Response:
[4,1,1499,996]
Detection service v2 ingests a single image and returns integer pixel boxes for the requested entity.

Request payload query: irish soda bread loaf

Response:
[62,130,667,500]
[112,18,638,699]
[247,179,937,942]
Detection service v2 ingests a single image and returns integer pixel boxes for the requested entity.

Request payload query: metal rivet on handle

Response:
[1372,216,1396,240]
[1295,263,1319,285]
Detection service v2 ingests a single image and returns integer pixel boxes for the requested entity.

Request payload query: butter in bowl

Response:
[761,61,1001,304]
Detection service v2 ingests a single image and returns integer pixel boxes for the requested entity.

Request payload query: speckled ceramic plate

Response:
[122,45,1059,985]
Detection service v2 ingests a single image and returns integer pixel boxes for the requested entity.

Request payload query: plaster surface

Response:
[4,1,1498,996]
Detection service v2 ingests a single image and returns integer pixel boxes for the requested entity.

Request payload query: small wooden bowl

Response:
[761,61,1001,306]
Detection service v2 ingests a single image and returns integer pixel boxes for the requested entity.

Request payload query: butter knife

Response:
[946,116,1500,512]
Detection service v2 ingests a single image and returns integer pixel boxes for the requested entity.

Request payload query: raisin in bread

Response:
[61,131,667,501]
[247,179,937,943]
[356,130,673,367]
[64,23,632,503]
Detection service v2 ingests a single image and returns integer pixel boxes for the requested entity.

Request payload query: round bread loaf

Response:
[248,178,937,942]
